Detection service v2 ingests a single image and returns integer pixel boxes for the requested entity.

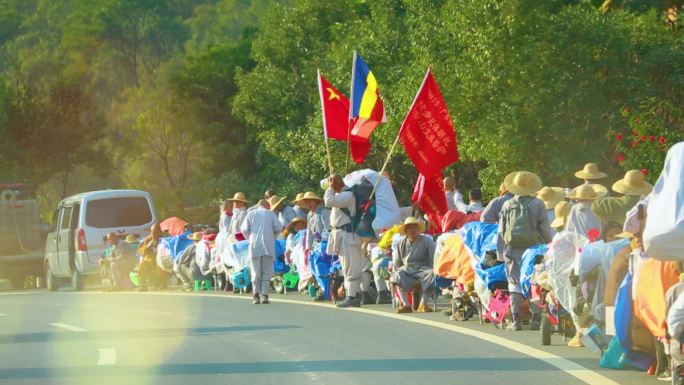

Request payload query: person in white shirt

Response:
[269,195,297,231]
[226,192,249,241]
[465,188,484,213]
[240,199,283,304]
[324,174,365,308]
[218,201,232,234]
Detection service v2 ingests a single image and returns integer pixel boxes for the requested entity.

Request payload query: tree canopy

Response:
[0,0,682,220]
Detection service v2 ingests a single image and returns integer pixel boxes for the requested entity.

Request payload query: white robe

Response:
[240,207,283,259]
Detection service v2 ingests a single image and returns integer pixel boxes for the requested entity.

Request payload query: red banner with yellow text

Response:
[399,69,459,177]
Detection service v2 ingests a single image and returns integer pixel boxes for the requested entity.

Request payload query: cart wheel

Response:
[452,298,465,321]
[272,276,284,294]
[541,314,552,346]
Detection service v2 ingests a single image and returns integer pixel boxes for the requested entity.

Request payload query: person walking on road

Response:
[498,171,554,331]
[241,199,283,304]
[325,174,365,308]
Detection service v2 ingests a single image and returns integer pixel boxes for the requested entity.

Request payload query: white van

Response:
[44,190,157,291]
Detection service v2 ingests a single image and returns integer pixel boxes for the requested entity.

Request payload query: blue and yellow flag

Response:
[349,52,386,146]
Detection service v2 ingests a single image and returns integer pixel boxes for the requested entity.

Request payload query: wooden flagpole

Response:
[368,65,433,201]
[317,69,334,175]
[345,51,357,173]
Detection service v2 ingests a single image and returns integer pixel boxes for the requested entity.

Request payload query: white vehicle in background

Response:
[44,190,157,291]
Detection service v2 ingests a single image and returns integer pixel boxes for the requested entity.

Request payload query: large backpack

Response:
[503,197,540,248]
[340,177,376,238]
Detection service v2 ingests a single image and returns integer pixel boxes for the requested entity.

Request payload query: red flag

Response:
[399,68,459,176]
[318,72,349,141]
[412,172,449,233]
[318,71,373,164]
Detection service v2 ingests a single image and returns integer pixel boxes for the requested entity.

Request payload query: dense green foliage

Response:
[0,0,682,220]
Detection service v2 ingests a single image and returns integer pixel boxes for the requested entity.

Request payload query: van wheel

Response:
[72,269,85,291]
[46,263,58,292]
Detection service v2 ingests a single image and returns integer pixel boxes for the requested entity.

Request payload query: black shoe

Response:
[261,295,270,304]
[361,291,374,305]
[336,296,361,308]
[376,290,392,305]
[252,295,261,305]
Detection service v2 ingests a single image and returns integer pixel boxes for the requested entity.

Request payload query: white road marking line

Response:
[97,348,117,366]
[115,291,620,385]
[50,323,87,332]
[0,313,7,316]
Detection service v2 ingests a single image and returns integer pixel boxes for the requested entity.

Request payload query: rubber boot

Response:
[376,290,392,305]
[336,296,361,308]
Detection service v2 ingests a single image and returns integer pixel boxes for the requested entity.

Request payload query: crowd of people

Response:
[97,143,684,383]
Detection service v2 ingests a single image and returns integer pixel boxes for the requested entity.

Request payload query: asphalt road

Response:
[0,289,658,385]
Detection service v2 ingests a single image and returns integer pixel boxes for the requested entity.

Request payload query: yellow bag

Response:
[378,225,402,250]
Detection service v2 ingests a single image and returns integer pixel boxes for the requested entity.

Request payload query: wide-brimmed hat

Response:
[287,216,307,228]
[575,163,608,180]
[125,234,139,244]
[226,192,249,203]
[268,195,287,211]
[536,187,566,210]
[292,193,305,204]
[550,201,572,229]
[612,170,653,196]
[400,216,425,235]
[188,232,202,241]
[299,191,324,203]
[615,231,635,239]
[566,184,608,201]
[505,171,543,196]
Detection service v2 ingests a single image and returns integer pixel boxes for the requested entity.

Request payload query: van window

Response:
[49,209,59,232]
[60,207,73,230]
[70,204,80,230]
[85,197,153,229]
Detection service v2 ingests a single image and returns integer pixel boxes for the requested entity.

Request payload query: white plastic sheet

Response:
[644,142,684,261]
[544,231,589,326]
[322,169,402,234]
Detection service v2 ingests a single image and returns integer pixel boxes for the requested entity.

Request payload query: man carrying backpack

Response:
[497,171,554,331]
[325,173,365,308]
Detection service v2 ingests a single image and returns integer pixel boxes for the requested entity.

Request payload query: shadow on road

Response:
[0,325,300,344]
[0,357,560,379]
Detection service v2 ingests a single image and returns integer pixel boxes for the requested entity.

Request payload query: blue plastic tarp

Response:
[309,240,341,300]
[520,244,548,298]
[614,270,655,371]
[160,231,194,262]
[460,222,507,290]
[274,239,287,274]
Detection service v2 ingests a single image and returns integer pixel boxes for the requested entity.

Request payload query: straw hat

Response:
[550,201,572,229]
[226,192,249,203]
[536,187,566,210]
[566,184,608,201]
[400,216,425,235]
[268,195,287,211]
[292,193,305,204]
[612,170,653,196]
[505,171,543,196]
[287,216,307,229]
[614,231,634,239]
[124,234,139,244]
[188,232,202,241]
[299,191,324,203]
[575,163,608,180]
